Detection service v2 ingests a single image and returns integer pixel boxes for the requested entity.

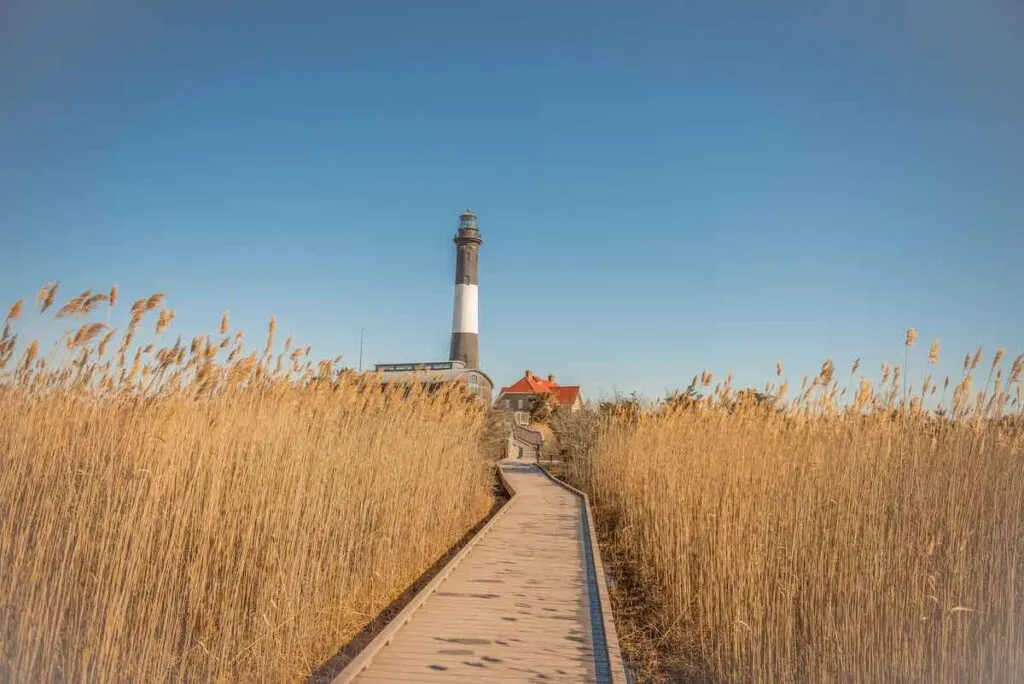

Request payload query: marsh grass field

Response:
[2,281,1023,683]
[0,283,494,682]
[562,344,1024,683]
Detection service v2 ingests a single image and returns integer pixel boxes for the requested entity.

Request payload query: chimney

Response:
[547,373,556,383]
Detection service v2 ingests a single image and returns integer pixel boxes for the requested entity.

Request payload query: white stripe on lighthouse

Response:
[452,284,479,334]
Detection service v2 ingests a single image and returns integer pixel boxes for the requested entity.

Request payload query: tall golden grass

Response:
[569,337,1024,682]
[0,283,493,682]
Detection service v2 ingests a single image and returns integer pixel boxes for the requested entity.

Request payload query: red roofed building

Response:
[496,371,583,416]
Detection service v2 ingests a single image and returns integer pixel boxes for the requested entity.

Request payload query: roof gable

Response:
[551,386,581,404]
[498,372,581,406]
[502,374,553,394]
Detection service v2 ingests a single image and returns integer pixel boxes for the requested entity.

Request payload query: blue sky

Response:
[3,0,1022,400]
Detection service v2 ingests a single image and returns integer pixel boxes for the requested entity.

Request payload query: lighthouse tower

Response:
[450,209,482,369]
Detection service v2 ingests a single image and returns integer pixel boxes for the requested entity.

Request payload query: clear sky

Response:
[3,0,1022,400]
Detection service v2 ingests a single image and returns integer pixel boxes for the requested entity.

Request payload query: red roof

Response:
[551,385,581,404]
[499,373,581,406]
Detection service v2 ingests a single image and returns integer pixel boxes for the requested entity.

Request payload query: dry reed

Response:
[0,283,493,682]
[568,339,1024,683]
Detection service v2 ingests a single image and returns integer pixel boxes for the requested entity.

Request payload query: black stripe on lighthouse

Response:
[450,209,482,369]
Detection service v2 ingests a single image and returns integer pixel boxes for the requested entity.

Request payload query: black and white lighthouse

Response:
[450,209,482,369]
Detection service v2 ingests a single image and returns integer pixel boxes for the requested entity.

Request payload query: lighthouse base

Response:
[449,333,479,370]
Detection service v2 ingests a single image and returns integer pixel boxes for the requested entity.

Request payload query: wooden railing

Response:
[512,423,543,447]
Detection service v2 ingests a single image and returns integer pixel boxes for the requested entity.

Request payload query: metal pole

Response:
[358,328,365,372]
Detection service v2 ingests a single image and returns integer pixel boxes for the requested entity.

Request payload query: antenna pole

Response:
[358,328,365,372]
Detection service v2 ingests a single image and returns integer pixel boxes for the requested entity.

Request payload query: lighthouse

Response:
[450,209,482,369]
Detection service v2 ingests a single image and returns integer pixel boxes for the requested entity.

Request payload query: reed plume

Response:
[264,316,276,361]
[97,328,117,358]
[84,293,109,312]
[1011,354,1024,383]
[68,322,109,349]
[905,327,918,347]
[36,282,59,314]
[18,340,38,375]
[819,358,835,385]
[854,376,872,407]
[55,289,93,318]
[155,308,176,335]
[6,299,23,321]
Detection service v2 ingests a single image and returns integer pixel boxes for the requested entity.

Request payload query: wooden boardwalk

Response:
[334,444,626,684]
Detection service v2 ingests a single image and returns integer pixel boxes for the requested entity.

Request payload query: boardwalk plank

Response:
[339,448,623,684]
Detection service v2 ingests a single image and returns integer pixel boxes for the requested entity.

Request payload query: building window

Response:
[517,399,524,410]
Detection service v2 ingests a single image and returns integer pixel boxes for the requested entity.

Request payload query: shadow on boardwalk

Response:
[335,454,623,683]
[308,474,510,683]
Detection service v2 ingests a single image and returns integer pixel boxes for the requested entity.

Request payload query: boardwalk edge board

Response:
[536,463,630,684]
[331,466,517,684]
